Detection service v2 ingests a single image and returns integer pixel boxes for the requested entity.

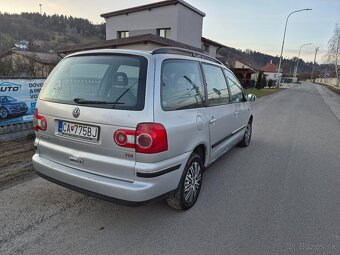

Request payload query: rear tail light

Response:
[113,129,135,148]
[33,108,47,131]
[136,123,168,154]
[113,123,168,154]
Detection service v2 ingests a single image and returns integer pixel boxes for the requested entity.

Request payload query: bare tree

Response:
[326,24,340,87]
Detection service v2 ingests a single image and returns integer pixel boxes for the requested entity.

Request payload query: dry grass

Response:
[246,88,283,98]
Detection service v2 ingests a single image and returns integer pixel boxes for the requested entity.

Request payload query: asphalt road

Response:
[1,82,339,255]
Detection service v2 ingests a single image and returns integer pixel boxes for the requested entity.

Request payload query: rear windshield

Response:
[40,54,148,110]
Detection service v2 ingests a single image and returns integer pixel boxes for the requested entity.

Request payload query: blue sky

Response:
[1,0,339,62]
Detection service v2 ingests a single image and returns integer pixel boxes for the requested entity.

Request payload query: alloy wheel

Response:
[244,124,252,145]
[184,161,202,203]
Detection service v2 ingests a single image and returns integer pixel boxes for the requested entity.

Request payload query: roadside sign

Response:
[0,79,45,126]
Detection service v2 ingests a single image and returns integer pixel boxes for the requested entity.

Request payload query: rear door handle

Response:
[209,118,217,124]
[234,111,239,116]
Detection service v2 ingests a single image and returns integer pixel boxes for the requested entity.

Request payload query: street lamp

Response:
[293,43,312,82]
[276,8,312,87]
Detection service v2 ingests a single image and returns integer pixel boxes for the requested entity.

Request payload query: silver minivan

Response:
[32,47,255,210]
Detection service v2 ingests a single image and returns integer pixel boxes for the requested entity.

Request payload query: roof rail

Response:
[152,47,224,65]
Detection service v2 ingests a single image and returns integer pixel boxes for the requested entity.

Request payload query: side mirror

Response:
[247,94,256,101]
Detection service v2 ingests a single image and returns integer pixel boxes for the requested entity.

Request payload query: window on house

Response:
[118,31,129,39]
[157,28,171,38]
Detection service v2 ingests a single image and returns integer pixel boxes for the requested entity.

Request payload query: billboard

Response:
[0,79,45,126]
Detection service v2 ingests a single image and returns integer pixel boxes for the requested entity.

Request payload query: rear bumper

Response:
[32,152,190,204]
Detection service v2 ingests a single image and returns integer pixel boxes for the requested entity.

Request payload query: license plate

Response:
[58,121,99,141]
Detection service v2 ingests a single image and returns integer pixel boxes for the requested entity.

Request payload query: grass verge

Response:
[315,83,340,95]
[246,88,282,98]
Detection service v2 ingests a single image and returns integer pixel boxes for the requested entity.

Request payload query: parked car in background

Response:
[0,96,28,119]
[32,48,256,210]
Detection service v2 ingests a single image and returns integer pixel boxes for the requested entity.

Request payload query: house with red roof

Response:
[262,60,282,83]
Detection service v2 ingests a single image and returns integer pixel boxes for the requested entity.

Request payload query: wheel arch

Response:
[193,144,207,166]
[249,115,253,124]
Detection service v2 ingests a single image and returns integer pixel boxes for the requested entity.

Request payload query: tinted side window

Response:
[202,64,230,105]
[224,70,244,103]
[161,60,205,111]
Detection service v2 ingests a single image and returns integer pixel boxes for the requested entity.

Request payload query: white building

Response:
[101,0,205,49]
[57,0,230,64]
[262,61,282,82]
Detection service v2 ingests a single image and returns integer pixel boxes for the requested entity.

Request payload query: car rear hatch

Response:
[35,52,153,182]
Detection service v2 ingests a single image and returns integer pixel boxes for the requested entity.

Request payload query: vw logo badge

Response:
[73,107,80,118]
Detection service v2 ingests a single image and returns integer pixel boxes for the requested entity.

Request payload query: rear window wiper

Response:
[74,98,125,105]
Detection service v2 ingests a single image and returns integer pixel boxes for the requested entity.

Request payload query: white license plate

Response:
[58,121,99,141]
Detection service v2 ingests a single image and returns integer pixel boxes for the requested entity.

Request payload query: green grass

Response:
[246,88,282,98]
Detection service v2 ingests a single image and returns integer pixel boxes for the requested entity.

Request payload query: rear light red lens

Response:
[136,123,168,154]
[113,123,168,154]
[33,108,47,132]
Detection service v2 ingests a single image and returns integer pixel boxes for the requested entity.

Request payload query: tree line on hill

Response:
[219,47,316,76]
[0,12,105,53]
[0,12,326,80]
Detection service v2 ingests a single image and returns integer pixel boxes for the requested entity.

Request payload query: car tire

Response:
[0,107,9,119]
[238,121,252,147]
[166,153,203,210]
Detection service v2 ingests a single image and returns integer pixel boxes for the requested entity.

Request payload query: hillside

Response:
[218,47,316,75]
[0,12,105,54]
[0,12,320,76]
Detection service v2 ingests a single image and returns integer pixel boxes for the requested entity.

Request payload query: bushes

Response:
[256,71,268,89]
[268,79,273,88]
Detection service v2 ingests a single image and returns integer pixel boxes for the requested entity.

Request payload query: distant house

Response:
[56,0,231,65]
[0,50,61,77]
[230,60,257,88]
[14,40,29,50]
[262,60,281,82]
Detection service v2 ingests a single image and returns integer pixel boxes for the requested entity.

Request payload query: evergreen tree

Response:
[256,71,263,90]
[261,74,267,88]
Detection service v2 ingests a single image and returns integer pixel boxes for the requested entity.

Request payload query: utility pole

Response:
[39,4,42,15]
[293,43,312,82]
[311,47,319,82]
[276,8,312,88]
